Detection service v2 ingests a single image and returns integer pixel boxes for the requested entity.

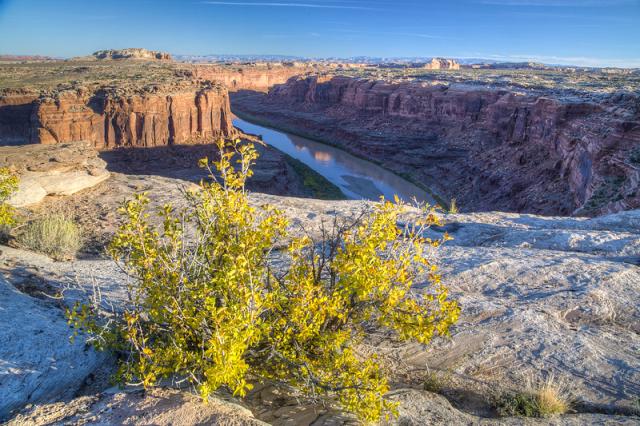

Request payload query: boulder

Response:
[0,274,104,421]
[0,141,110,207]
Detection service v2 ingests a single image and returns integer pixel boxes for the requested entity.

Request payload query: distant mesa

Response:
[91,48,172,61]
[377,57,460,70]
[422,57,460,70]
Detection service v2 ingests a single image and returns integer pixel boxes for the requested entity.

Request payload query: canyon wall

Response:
[0,82,234,149]
[234,76,640,215]
[192,64,320,92]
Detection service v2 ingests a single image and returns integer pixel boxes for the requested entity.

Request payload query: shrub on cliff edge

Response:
[0,167,18,228]
[67,138,459,422]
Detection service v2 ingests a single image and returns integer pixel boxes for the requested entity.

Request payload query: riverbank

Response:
[232,109,448,208]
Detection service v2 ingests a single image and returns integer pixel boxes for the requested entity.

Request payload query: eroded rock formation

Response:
[91,48,172,61]
[1,141,110,206]
[233,76,640,216]
[192,64,320,92]
[423,58,460,70]
[1,81,234,149]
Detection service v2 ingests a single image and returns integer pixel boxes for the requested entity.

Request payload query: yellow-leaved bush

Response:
[67,139,460,422]
[0,167,19,227]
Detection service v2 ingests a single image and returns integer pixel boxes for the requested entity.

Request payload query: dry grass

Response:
[533,376,571,417]
[495,375,571,418]
[448,198,459,214]
[16,214,81,260]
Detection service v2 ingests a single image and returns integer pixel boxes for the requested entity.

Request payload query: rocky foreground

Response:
[1,163,639,424]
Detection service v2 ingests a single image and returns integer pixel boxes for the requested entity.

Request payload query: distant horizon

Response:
[1,49,638,69]
[1,0,638,68]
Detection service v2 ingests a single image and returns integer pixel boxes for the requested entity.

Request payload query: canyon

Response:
[232,75,640,216]
[0,54,639,425]
[1,58,639,216]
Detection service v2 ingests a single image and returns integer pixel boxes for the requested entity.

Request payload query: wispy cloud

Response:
[478,0,637,6]
[200,1,379,10]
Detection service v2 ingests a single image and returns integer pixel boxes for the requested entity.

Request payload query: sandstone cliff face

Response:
[0,92,39,145]
[236,76,640,215]
[192,65,319,92]
[1,82,234,149]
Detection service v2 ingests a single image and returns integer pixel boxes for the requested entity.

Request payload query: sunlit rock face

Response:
[0,82,234,149]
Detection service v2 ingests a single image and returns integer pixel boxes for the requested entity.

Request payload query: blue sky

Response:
[0,0,638,67]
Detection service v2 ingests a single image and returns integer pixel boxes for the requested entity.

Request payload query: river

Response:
[233,118,434,204]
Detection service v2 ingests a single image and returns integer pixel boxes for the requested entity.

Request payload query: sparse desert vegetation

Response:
[495,376,572,418]
[0,1,638,422]
[16,214,81,260]
[0,167,18,228]
[67,139,459,422]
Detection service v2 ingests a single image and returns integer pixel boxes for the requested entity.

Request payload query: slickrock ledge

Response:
[0,173,638,424]
[0,141,110,206]
[0,274,105,421]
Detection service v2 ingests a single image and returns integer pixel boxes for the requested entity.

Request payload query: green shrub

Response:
[422,369,451,393]
[0,167,19,227]
[17,214,81,260]
[68,139,459,423]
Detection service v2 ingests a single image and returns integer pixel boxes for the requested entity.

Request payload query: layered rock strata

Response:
[232,76,640,216]
[0,81,234,149]
[192,64,320,92]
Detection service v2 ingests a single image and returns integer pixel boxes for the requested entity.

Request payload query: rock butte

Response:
[89,48,173,61]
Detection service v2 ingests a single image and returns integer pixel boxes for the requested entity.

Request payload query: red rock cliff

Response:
[1,82,234,149]
[192,64,321,92]
[237,76,640,215]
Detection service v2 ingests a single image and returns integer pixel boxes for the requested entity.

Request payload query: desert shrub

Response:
[67,139,459,422]
[0,167,19,227]
[448,198,459,214]
[422,369,452,393]
[495,376,571,418]
[17,214,81,260]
